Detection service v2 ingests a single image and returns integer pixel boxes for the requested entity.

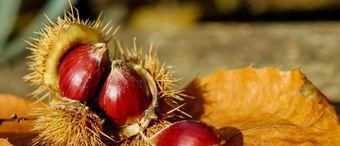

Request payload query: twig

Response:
[0,113,37,125]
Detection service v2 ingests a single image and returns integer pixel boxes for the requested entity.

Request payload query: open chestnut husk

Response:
[25,4,186,145]
[24,7,118,145]
[32,99,104,145]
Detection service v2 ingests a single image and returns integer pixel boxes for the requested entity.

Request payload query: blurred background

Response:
[0,0,340,109]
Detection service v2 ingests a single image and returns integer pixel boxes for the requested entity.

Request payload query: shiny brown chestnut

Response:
[58,43,109,102]
[149,120,222,146]
[98,61,154,127]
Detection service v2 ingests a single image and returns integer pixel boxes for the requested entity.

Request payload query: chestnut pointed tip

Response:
[94,43,107,50]
[93,43,108,58]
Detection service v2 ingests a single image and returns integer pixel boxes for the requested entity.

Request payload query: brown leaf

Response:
[184,67,340,145]
[0,94,42,146]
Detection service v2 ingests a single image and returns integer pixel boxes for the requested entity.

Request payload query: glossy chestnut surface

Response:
[153,120,221,146]
[98,62,152,126]
[58,44,109,102]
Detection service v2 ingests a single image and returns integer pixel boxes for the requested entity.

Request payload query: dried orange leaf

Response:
[184,67,340,145]
[0,94,42,145]
[0,138,13,146]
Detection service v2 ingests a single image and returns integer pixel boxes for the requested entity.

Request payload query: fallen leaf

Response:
[0,94,42,146]
[184,67,340,145]
[0,138,13,146]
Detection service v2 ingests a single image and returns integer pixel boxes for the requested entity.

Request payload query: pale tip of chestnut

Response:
[92,43,108,60]
[93,43,106,49]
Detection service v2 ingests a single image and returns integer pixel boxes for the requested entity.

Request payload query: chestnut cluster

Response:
[58,44,153,128]
[57,43,223,145]
[25,6,224,145]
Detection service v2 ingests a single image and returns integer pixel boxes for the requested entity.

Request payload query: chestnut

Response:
[58,43,109,102]
[150,120,222,146]
[98,61,155,127]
